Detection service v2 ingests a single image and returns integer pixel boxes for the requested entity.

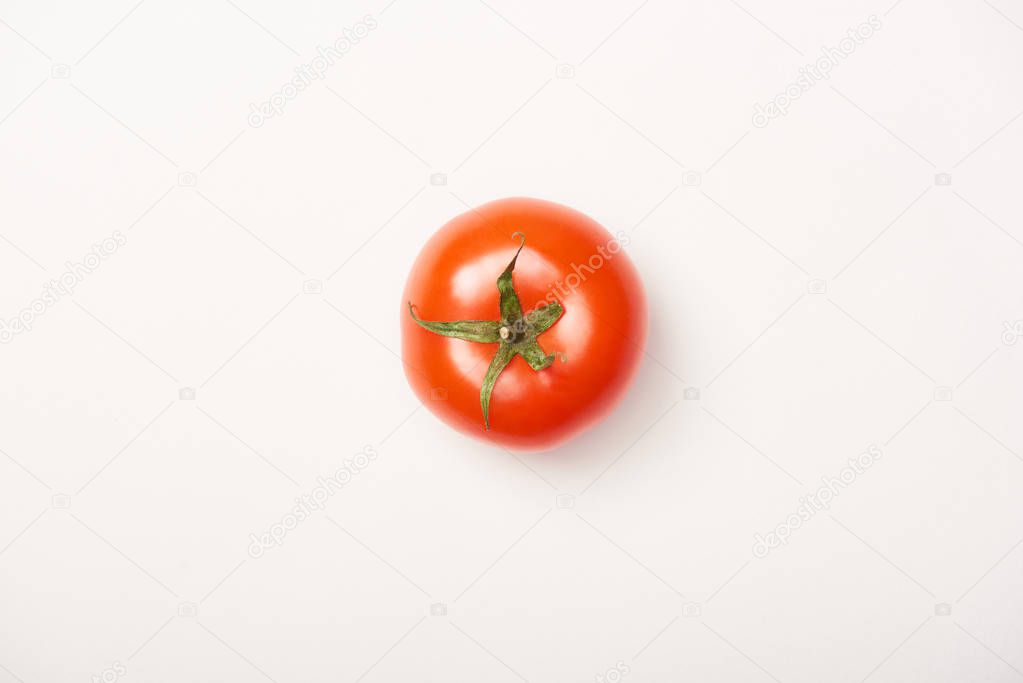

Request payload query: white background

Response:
[2,0,1023,681]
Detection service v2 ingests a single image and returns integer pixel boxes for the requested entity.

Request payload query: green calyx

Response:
[408,233,565,430]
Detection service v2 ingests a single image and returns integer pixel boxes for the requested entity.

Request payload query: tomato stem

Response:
[407,234,564,430]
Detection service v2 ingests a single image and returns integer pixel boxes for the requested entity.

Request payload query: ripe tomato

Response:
[400,197,647,452]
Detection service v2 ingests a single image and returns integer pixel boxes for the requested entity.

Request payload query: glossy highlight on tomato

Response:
[400,197,647,452]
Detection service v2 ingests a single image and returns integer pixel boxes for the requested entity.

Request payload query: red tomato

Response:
[400,197,647,452]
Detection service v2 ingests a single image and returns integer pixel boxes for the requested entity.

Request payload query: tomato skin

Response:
[400,197,647,452]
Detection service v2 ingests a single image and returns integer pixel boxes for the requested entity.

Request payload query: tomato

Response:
[400,197,647,452]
